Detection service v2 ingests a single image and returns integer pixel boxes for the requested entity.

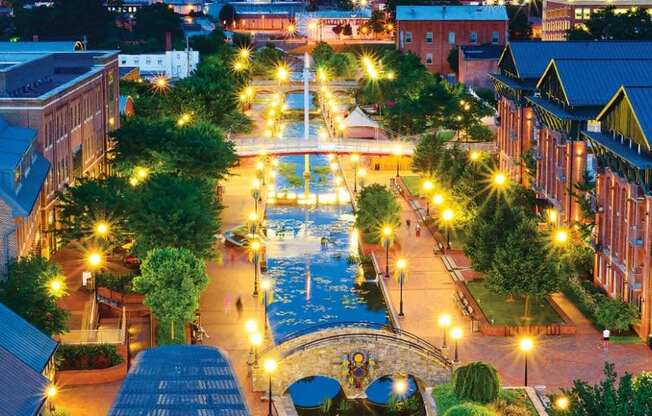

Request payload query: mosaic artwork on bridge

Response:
[339,350,378,389]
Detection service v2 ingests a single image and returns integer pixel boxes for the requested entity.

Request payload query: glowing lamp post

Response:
[351,154,360,193]
[252,178,261,213]
[86,250,104,292]
[245,320,258,365]
[422,180,434,216]
[381,226,393,278]
[469,151,481,162]
[261,278,272,337]
[45,384,57,411]
[250,241,262,297]
[451,327,462,363]
[555,396,570,411]
[264,359,278,416]
[554,228,569,246]
[438,313,452,349]
[250,332,263,367]
[519,337,534,386]
[94,221,109,238]
[249,211,258,235]
[393,145,403,177]
[441,208,455,250]
[48,276,66,298]
[396,258,407,317]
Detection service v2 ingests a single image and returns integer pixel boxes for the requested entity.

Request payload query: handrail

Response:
[274,331,453,369]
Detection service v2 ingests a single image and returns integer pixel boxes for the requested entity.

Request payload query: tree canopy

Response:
[567,7,652,40]
[134,3,182,43]
[0,256,69,336]
[355,184,401,243]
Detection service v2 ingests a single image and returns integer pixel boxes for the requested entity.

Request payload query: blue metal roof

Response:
[505,41,652,80]
[109,345,249,416]
[0,346,49,416]
[583,130,652,169]
[0,302,58,374]
[396,5,507,21]
[622,86,652,143]
[526,96,600,120]
[461,44,504,60]
[0,41,77,53]
[549,59,652,107]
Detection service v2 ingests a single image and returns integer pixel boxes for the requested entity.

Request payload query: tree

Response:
[567,7,652,40]
[251,46,284,76]
[112,117,237,183]
[550,363,652,416]
[129,174,220,259]
[443,403,497,416]
[312,42,335,66]
[0,256,69,336]
[133,247,208,343]
[355,184,401,243]
[57,176,133,247]
[369,10,386,34]
[487,218,562,318]
[411,133,448,176]
[507,5,532,40]
[453,361,500,404]
[134,4,182,44]
[447,47,459,73]
[595,298,639,333]
[190,28,227,55]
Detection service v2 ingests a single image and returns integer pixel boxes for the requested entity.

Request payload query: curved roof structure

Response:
[109,345,249,416]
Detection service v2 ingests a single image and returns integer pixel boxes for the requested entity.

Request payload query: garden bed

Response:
[55,344,127,385]
[433,383,538,416]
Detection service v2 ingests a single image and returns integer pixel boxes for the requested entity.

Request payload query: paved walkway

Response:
[339,156,652,392]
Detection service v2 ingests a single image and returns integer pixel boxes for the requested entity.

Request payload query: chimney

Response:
[165,32,172,51]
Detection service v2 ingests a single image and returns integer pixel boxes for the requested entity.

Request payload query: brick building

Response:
[0,43,119,266]
[395,5,507,75]
[458,44,503,90]
[542,0,652,40]
[489,41,652,189]
[581,86,652,339]
[527,58,652,224]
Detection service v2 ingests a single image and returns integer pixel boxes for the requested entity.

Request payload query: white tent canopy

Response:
[343,106,379,129]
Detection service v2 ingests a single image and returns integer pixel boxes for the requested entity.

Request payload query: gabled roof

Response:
[343,106,379,129]
[109,345,249,416]
[0,302,58,374]
[538,59,652,107]
[0,117,37,171]
[502,41,652,80]
[396,5,507,21]
[0,347,49,416]
[596,86,652,147]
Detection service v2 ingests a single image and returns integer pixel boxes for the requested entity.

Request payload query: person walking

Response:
[603,328,610,349]
[415,224,421,238]
[406,219,411,229]
[235,296,243,320]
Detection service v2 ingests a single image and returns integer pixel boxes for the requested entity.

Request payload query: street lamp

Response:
[547,208,558,224]
[438,313,452,349]
[469,151,481,162]
[422,180,433,216]
[252,178,261,213]
[492,171,508,189]
[358,168,367,188]
[555,396,570,411]
[396,258,407,317]
[45,384,57,411]
[381,226,393,278]
[94,221,109,238]
[250,332,263,367]
[250,241,262,297]
[554,228,569,246]
[432,193,444,207]
[238,47,251,60]
[351,154,360,193]
[441,208,454,249]
[48,276,66,298]
[392,375,408,397]
[264,358,278,416]
[519,337,534,386]
[245,320,258,365]
[276,65,289,83]
[249,211,258,235]
[451,327,462,363]
[393,145,403,177]
[261,278,272,337]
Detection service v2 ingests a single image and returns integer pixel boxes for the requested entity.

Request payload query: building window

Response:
[448,31,455,44]
[469,32,478,43]
[405,31,413,43]
[425,53,433,65]
[491,31,500,43]
[425,32,433,43]
[120,59,126,65]
[575,8,583,19]
[583,8,591,19]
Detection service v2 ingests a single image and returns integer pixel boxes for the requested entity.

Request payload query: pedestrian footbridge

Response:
[232,138,413,157]
[251,322,453,399]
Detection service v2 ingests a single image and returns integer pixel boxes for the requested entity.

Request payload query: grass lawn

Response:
[432,383,537,416]
[610,336,643,345]
[401,175,422,196]
[466,280,563,326]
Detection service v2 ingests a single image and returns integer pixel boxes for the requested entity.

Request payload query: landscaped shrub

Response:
[355,184,401,244]
[443,403,496,416]
[96,271,136,293]
[453,362,500,404]
[56,344,123,371]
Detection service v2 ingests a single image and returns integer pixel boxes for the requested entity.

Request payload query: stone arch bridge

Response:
[252,323,453,399]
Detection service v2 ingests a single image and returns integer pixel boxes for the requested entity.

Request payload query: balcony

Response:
[629,226,644,247]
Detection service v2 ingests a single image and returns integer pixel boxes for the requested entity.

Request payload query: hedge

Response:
[56,344,123,371]
[96,271,136,294]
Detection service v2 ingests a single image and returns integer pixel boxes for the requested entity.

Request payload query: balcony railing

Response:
[58,328,124,345]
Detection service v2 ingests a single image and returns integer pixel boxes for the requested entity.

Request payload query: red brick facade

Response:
[495,98,535,186]
[458,54,499,90]
[396,19,507,74]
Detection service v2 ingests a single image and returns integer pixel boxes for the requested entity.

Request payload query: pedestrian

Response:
[603,328,610,349]
[406,219,411,229]
[223,293,233,316]
[235,296,243,320]
[415,224,421,238]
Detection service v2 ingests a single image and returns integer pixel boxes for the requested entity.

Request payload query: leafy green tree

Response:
[57,176,133,247]
[443,403,496,416]
[567,7,652,40]
[190,28,227,55]
[130,174,220,259]
[467,124,494,142]
[0,256,69,336]
[134,247,208,343]
[412,133,448,176]
[595,298,639,333]
[251,46,284,76]
[447,47,459,73]
[453,361,500,404]
[313,42,335,66]
[487,218,562,318]
[355,184,401,243]
[112,117,236,183]
[134,3,182,43]
[550,363,652,416]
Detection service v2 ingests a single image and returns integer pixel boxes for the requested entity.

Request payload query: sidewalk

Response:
[339,156,652,391]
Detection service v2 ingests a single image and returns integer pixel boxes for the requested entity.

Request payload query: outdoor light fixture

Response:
[87,251,103,268]
[519,337,534,386]
[94,221,109,237]
[555,396,569,410]
[469,151,481,161]
[135,166,149,180]
[432,193,444,206]
[438,313,452,348]
[493,172,507,187]
[392,376,408,396]
[554,229,569,245]
[451,327,462,362]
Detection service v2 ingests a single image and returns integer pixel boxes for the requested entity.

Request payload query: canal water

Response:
[261,93,422,414]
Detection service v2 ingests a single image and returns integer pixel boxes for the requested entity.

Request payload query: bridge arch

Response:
[252,324,452,399]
